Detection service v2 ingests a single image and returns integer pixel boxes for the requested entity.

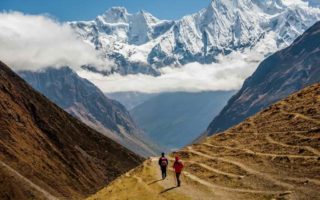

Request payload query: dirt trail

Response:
[88,84,320,200]
[182,171,288,195]
[279,101,320,125]
[88,155,295,200]
[0,160,58,200]
[265,133,320,156]
[186,147,294,189]
[90,155,290,200]
[88,141,319,199]
[203,142,318,159]
[88,127,319,199]
[194,162,243,179]
[87,157,211,200]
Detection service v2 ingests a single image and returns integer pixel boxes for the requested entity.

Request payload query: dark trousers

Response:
[176,172,181,186]
[161,167,167,179]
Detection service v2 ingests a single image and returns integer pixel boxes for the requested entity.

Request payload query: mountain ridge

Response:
[87,82,320,200]
[70,0,320,75]
[207,20,320,135]
[0,61,143,199]
[19,67,158,157]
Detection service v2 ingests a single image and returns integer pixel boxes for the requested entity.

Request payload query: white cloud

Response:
[77,29,280,94]
[0,11,110,71]
[0,12,280,93]
[77,51,264,93]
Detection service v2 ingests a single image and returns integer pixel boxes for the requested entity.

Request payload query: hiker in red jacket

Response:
[173,156,184,187]
[158,152,169,179]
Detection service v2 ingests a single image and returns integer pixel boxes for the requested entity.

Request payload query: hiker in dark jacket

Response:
[173,156,184,187]
[158,152,169,179]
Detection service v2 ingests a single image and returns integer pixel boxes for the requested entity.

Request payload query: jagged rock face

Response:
[19,67,137,135]
[207,21,320,135]
[0,61,143,199]
[19,68,158,157]
[70,0,320,75]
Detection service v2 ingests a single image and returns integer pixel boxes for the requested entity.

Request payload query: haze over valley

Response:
[0,0,320,199]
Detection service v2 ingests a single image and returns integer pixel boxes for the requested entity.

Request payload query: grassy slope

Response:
[88,83,320,200]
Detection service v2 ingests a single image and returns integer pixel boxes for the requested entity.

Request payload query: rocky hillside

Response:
[0,61,143,199]
[19,67,157,157]
[207,20,320,135]
[88,83,320,200]
[70,0,320,75]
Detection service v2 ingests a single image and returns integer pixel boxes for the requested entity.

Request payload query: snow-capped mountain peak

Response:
[70,0,320,75]
[209,0,285,13]
[101,7,129,23]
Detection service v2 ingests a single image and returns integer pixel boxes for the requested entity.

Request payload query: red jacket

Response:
[173,160,184,173]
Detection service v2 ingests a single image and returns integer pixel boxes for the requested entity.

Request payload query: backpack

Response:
[160,157,168,167]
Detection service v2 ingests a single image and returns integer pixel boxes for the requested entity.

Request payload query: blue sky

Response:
[0,0,210,21]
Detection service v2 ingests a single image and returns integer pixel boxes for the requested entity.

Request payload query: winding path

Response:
[265,133,320,156]
[202,142,319,159]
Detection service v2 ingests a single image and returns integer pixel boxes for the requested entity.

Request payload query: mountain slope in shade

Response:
[19,67,158,157]
[70,0,320,75]
[130,91,235,149]
[207,20,320,135]
[88,83,320,200]
[0,61,143,199]
[106,92,157,110]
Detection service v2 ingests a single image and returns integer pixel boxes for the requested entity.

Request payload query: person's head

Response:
[175,156,179,161]
[161,152,165,157]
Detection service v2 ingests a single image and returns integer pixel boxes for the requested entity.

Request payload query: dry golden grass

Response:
[0,61,143,199]
[89,83,320,200]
